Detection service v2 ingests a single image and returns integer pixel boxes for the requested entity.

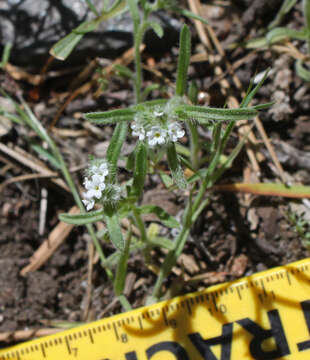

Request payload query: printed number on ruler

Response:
[1,258,310,359]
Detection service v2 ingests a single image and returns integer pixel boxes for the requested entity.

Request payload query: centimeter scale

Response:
[2,258,310,359]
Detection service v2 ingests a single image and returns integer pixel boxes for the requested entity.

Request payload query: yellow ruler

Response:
[2,258,310,359]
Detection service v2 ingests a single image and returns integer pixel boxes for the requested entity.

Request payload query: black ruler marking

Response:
[40,343,46,358]
[65,336,71,355]
[113,322,119,341]
[162,308,168,326]
[138,316,143,330]
[260,279,267,297]
[286,270,292,286]
[88,329,94,344]
[211,293,218,312]
[185,299,192,315]
[236,286,242,300]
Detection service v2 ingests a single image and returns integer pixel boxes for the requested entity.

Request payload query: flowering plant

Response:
[0,0,270,310]
[58,10,269,306]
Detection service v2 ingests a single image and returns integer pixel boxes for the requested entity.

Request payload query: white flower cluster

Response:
[130,107,185,147]
[82,162,109,211]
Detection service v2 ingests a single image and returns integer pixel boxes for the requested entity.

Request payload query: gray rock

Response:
[0,0,181,67]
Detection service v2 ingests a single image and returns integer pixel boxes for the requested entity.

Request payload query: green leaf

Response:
[266,27,308,44]
[243,37,268,49]
[139,204,180,228]
[134,99,168,110]
[141,84,160,101]
[114,233,131,295]
[30,143,61,169]
[105,211,124,251]
[295,59,310,81]
[167,142,187,189]
[106,121,128,176]
[303,0,310,34]
[59,208,105,225]
[84,108,136,125]
[50,31,84,61]
[268,0,297,29]
[159,171,174,188]
[114,64,134,79]
[148,21,164,38]
[175,104,257,123]
[85,0,100,16]
[252,102,274,111]
[148,236,175,250]
[0,43,12,68]
[130,142,148,198]
[127,0,140,31]
[176,24,191,96]
[0,109,23,125]
[73,19,100,34]
[188,80,199,104]
[241,69,270,108]
[50,0,127,60]
[176,8,209,26]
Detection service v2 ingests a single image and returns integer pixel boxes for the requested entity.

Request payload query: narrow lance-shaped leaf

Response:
[30,143,61,169]
[148,21,164,38]
[130,142,148,198]
[268,0,297,29]
[105,211,125,251]
[266,27,308,44]
[175,104,258,123]
[107,121,128,177]
[50,0,126,60]
[127,0,140,32]
[176,24,191,96]
[295,59,310,82]
[84,108,136,125]
[0,43,12,68]
[241,69,270,108]
[85,0,100,16]
[135,99,168,109]
[167,142,187,189]
[114,64,134,79]
[303,0,310,37]
[176,8,209,26]
[59,208,105,225]
[139,204,180,228]
[114,232,131,295]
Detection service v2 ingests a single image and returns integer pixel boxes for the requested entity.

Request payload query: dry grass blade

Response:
[20,206,80,275]
[0,142,69,192]
[0,328,62,343]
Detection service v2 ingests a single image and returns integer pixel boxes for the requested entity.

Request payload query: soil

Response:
[1,0,310,348]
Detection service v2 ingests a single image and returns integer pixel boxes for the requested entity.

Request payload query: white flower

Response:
[131,121,146,140]
[86,174,105,199]
[91,161,109,179]
[84,177,93,191]
[167,122,185,142]
[82,192,95,211]
[147,126,167,147]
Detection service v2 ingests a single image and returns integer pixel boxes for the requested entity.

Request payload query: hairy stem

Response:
[187,121,200,170]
